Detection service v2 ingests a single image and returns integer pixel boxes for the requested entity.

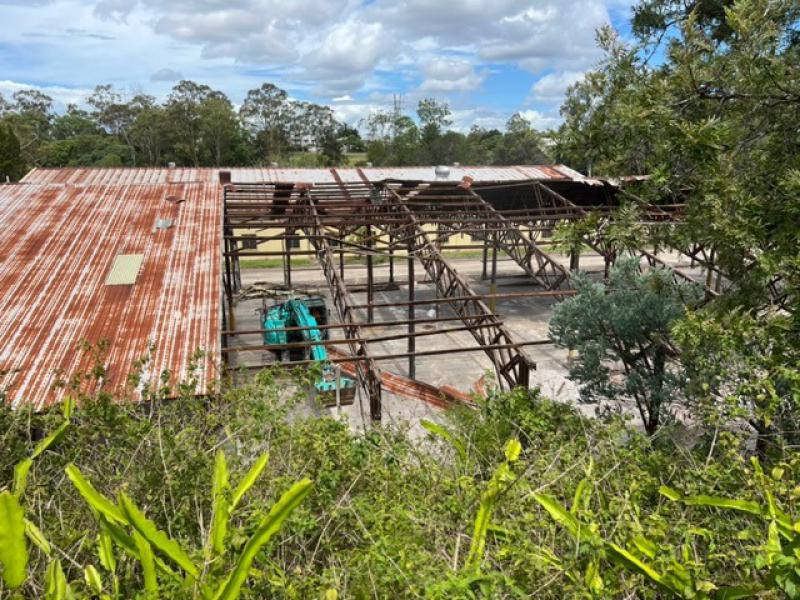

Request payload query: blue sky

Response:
[0,0,636,131]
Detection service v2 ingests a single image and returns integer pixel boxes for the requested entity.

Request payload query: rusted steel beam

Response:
[233,340,553,367]
[222,314,499,337]
[460,187,573,292]
[223,322,505,353]
[536,182,717,295]
[377,184,535,391]
[301,188,384,421]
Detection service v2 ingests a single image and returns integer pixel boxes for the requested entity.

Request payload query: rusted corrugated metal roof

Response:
[0,181,221,409]
[21,164,592,186]
[3,162,593,409]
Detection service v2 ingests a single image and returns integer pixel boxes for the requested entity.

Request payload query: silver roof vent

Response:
[434,165,450,180]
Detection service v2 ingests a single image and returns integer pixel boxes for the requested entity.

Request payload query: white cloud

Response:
[0,80,93,110]
[529,70,585,101]
[518,109,561,130]
[0,0,634,127]
[150,67,183,82]
[419,58,487,93]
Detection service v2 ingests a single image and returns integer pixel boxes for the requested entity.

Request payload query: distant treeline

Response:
[0,81,551,179]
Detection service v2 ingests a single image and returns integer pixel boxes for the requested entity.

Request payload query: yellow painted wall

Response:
[236,226,480,263]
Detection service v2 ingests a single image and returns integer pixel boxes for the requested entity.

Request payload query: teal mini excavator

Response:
[262,297,356,405]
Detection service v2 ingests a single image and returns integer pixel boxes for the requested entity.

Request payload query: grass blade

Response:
[231,453,269,510]
[682,495,761,515]
[133,530,159,598]
[209,450,230,557]
[606,543,665,588]
[65,464,125,524]
[214,478,313,600]
[31,420,69,459]
[25,518,52,556]
[532,493,581,540]
[421,420,467,462]
[13,459,32,499]
[44,559,68,600]
[0,490,28,589]
[84,565,103,595]
[119,492,199,577]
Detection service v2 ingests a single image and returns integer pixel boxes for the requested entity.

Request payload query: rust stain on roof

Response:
[4,162,593,409]
[0,180,221,409]
[21,164,594,186]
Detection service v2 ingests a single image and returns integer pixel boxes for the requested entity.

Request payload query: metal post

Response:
[335,365,341,415]
[285,233,292,288]
[339,239,345,280]
[489,231,498,313]
[366,225,374,323]
[481,223,488,280]
[388,233,395,284]
[408,244,416,380]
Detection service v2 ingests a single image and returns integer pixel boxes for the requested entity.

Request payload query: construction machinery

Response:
[262,296,356,406]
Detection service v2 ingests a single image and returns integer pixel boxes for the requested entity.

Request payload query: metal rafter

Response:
[300,189,384,421]
[378,183,535,390]
[535,182,717,295]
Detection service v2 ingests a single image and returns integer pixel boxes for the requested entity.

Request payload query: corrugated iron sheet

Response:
[0,181,221,409]
[21,164,592,186]
[3,162,594,409]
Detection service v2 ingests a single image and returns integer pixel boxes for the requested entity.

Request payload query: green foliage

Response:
[550,257,702,434]
[553,0,800,406]
[464,439,521,573]
[0,124,26,181]
[0,398,72,590]
[0,491,27,589]
[4,371,800,598]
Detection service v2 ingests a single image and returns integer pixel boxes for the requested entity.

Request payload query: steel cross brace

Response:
[380,185,535,390]
[300,191,384,421]
[463,187,572,291]
[535,182,718,296]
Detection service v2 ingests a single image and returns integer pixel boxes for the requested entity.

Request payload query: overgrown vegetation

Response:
[1,377,800,598]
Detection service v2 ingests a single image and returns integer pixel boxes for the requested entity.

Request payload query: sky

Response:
[0,0,636,132]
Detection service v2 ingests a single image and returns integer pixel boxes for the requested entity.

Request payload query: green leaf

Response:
[13,459,32,499]
[682,495,761,516]
[213,478,313,600]
[119,492,199,577]
[715,584,765,599]
[532,493,582,540]
[585,559,604,595]
[658,485,681,501]
[571,478,590,515]
[97,529,115,572]
[44,559,69,600]
[84,565,103,595]
[606,543,665,587]
[632,535,658,559]
[25,518,52,556]
[62,396,74,420]
[64,464,125,524]
[209,450,231,557]
[133,530,158,598]
[466,493,493,572]
[420,420,467,462]
[0,490,28,589]
[31,420,70,459]
[504,439,522,462]
[98,515,174,577]
[231,453,269,510]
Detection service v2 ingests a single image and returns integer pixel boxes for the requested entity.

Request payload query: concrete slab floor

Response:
[228,249,711,433]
